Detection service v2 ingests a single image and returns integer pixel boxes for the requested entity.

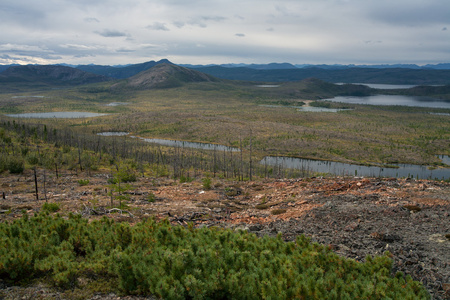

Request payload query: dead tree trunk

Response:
[34,167,39,201]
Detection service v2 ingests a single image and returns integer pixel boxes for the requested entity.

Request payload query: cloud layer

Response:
[0,0,449,65]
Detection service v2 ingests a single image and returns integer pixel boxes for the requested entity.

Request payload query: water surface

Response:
[136,137,239,152]
[336,83,416,89]
[261,156,449,180]
[325,95,450,109]
[97,132,129,136]
[437,155,450,165]
[5,112,108,118]
[297,107,352,113]
[106,102,129,106]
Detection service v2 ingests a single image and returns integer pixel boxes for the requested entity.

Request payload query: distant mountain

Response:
[0,64,20,73]
[422,63,450,70]
[182,62,450,71]
[76,59,172,79]
[111,63,218,90]
[180,62,297,70]
[193,66,450,85]
[0,65,111,92]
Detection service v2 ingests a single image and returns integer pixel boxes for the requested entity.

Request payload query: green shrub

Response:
[42,202,60,212]
[26,153,40,165]
[147,192,156,202]
[202,176,212,190]
[0,214,430,299]
[7,157,24,174]
[77,179,90,186]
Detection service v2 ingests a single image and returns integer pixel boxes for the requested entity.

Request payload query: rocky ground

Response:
[0,169,449,299]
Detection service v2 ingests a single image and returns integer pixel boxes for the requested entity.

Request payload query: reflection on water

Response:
[136,137,240,152]
[325,95,450,109]
[97,132,129,136]
[106,102,129,106]
[261,156,449,180]
[297,107,352,112]
[256,85,280,88]
[5,112,108,118]
[11,95,45,98]
[336,83,416,89]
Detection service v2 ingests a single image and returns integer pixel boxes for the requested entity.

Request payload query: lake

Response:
[325,95,450,109]
[5,112,108,118]
[261,156,449,180]
[336,83,416,89]
[135,137,240,152]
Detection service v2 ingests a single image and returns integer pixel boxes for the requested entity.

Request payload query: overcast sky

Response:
[1,0,449,66]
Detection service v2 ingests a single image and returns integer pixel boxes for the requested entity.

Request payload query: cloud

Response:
[0,0,449,65]
[364,1,450,26]
[95,29,128,38]
[116,48,135,53]
[175,15,227,28]
[173,21,185,28]
[84,17,99,23]
[147,22,170,31]
[59,44,101,50]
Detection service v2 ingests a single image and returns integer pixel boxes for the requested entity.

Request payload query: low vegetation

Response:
[0,213,429,299]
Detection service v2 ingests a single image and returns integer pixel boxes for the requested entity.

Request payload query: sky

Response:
[1,0,449,66]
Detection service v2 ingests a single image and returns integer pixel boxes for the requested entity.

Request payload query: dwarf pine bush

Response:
[0,213,430,299]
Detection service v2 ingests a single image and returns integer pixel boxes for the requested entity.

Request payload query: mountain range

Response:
[1,59,450,93]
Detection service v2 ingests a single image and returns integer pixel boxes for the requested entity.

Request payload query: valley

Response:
[0,61,449,299]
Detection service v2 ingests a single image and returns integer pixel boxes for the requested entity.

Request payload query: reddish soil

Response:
[0,169,449,299]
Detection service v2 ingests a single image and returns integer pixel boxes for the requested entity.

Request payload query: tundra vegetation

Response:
[0,68,448,298]
[0,79,448,168]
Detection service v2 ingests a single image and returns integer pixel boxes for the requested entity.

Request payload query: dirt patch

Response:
[0,170,449,299]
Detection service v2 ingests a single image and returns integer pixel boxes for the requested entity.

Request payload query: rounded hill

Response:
[112,63,219,89]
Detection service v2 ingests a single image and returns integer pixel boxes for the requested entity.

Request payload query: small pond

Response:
[5,112,108,118]
[256,85,280,88]
[136,137,240,152]
[261,156,449,180]
[97,132,129,136]
[297,107,352,113]
[106,102,129,106]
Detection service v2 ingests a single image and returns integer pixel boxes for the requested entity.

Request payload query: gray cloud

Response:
[0,0,449,65]
[173,21,185,28]
[95,29,128,37]
[84,17,99,23]
[364,1,450,26]
[147,22,170,31]
[178,16,227,28]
